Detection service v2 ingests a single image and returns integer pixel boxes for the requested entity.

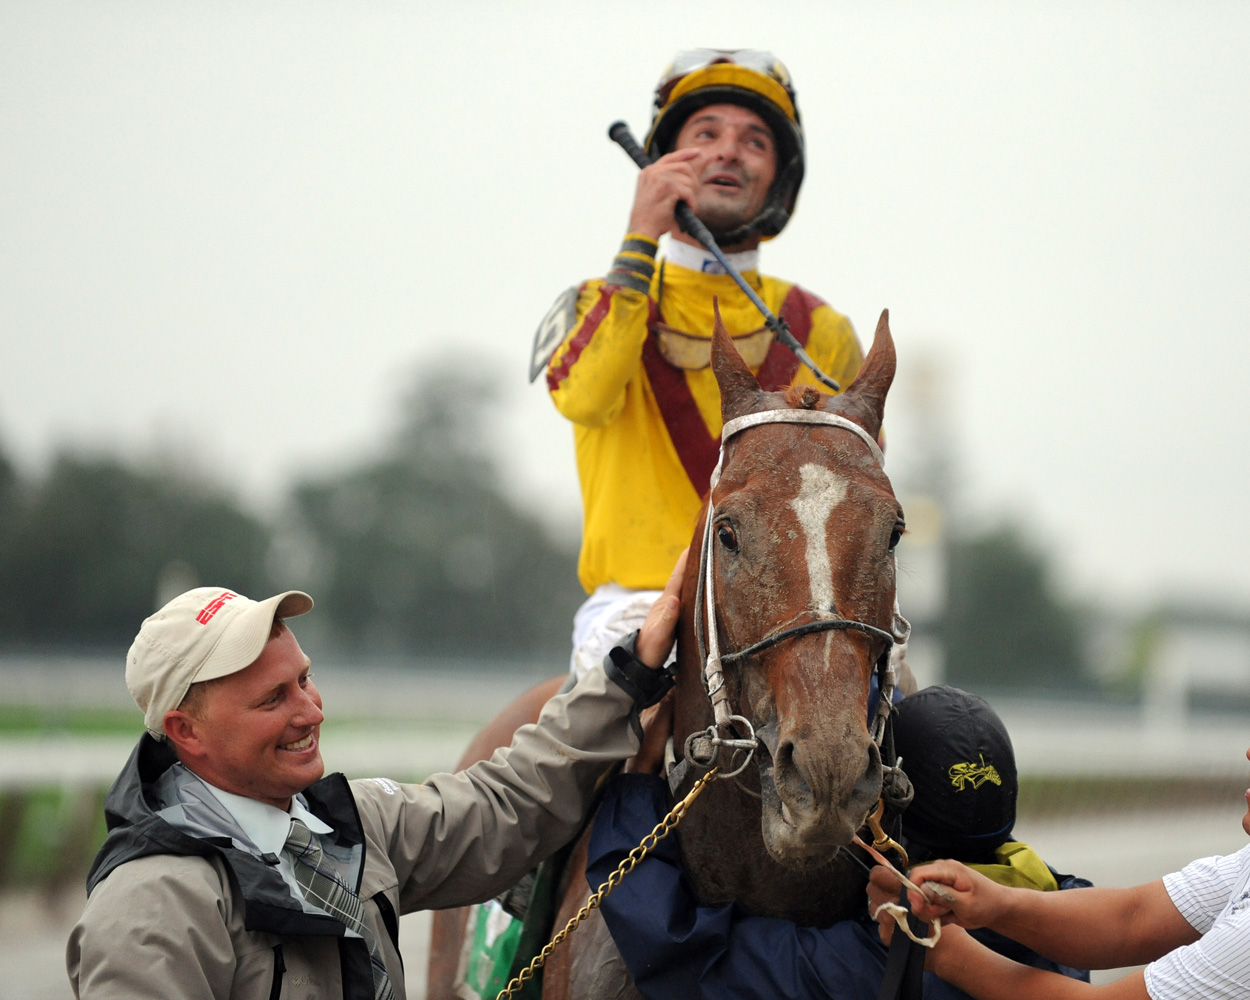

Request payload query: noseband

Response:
[693,407,910,767]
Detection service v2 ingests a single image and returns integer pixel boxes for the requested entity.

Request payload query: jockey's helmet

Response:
[644,49,805,242]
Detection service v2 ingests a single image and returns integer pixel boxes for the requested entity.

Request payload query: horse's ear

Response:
[834,309,896,439]
[711,298,766,422]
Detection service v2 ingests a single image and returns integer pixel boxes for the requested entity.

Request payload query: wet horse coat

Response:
[542,309,905,998]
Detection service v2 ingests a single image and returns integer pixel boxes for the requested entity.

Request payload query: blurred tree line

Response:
[0,368,584,661]
[941,523,1089,692]
[0,368,1091,685]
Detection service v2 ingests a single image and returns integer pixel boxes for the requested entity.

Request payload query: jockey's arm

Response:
[546,279,653,427]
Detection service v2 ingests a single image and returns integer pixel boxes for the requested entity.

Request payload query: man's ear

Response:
[163,710,206,759]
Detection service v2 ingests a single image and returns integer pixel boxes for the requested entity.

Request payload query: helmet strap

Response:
[711,207,780,248]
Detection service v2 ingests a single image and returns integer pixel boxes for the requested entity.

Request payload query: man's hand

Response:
[867,864,907,939]
[872,860,1003,930]
[626,689,674,774]
[628,149,701,241]
[635,548,686,668]
[867,866,922,947]
[623,550,684,774]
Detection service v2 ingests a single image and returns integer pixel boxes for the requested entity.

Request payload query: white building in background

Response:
[895,495,946,688]
[889,350,958,690]
[1140,611,1250,727]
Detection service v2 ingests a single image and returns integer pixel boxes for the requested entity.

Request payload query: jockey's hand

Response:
[891,641,918,697]
[635,548,686,669]
[868,865,908,944]
[626,689,674,774]
[628,149,701,241]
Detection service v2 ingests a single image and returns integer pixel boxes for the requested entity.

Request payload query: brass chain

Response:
[494,766,720,1000]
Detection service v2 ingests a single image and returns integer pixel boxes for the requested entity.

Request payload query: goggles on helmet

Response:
[652,49,799,127]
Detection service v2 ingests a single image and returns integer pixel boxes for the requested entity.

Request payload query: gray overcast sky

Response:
[3,1,1249,611]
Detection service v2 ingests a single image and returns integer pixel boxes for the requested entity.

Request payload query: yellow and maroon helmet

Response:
[644,49,805,241]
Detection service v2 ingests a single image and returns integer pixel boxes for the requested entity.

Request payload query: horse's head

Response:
[680,308,902,864]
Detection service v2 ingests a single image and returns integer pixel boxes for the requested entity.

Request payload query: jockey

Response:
[432,53,874,1000]
[544,49,867,678]
[586,686,1092,999]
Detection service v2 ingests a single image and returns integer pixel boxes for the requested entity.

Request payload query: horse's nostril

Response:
[774,740,816,801]
[776,740,795,773]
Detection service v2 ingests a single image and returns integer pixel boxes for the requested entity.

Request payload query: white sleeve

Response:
[1144,845,1250,999]
[1162,845,1250,934]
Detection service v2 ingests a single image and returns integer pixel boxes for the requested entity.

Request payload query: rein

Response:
[673,406,910,790]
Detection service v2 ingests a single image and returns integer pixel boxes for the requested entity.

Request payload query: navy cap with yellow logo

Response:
[893,685,1018,863]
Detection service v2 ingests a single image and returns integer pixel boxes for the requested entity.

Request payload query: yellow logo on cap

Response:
[948,754,1001,791]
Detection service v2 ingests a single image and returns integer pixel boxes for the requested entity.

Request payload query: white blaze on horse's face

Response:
[788,464,849,612]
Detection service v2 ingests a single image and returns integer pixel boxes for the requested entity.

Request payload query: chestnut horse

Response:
[430,309,907,999]
[538,309,906,998]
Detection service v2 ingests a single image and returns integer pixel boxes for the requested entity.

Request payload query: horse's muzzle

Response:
[756,727,883,862]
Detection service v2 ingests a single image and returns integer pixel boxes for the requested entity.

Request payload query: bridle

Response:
[685,406,911,778]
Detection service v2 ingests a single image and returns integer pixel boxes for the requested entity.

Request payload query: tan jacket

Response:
[68,665,641,999]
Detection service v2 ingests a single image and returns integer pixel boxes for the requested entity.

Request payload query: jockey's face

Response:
[673,103,777,237]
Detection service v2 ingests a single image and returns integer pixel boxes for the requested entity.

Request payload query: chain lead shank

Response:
[494,767,721,1000]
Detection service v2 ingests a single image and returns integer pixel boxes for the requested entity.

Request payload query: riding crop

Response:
[608,120,841,392]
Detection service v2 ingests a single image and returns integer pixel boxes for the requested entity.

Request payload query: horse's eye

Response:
[889,521,905,550]
[717,523,739,552]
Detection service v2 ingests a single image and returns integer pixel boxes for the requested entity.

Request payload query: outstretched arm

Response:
[868,861,1201,1000]
[872,860,1197,971]
[372,554,686,913]
[923,928,1153,1000]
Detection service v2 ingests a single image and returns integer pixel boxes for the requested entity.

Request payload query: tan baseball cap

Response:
[126,587,314,738]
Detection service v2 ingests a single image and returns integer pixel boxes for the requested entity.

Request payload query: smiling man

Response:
[67,579,681,1000]
[543,49,868,680]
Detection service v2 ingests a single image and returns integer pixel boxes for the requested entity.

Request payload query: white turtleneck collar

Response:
[662,236,759,276]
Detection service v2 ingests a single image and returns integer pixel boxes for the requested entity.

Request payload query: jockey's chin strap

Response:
[672,407,911,794]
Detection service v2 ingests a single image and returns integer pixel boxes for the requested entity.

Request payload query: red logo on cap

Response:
[195,591,238,625]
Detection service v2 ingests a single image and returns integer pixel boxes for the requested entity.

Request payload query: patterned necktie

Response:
[283,817,395,1000]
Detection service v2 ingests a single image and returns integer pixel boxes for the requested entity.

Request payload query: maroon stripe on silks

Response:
[547,283,614,392]
[755,284,823,391]
[642,318,720,497]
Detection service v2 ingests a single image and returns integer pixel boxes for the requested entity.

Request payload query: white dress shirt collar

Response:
[198,780,333,857]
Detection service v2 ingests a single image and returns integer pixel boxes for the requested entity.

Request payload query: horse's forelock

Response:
[783,384,824,410]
